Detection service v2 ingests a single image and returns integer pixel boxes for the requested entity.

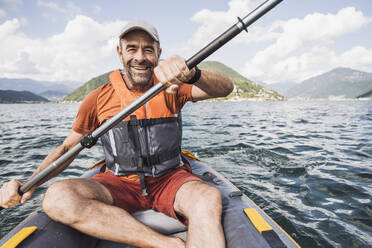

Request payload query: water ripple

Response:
[1,101,371,248]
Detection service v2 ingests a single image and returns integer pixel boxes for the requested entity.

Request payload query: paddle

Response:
[0,0,283,210]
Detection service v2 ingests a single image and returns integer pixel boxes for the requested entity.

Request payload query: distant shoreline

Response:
[1,96,371,105]
[15,98,369,105]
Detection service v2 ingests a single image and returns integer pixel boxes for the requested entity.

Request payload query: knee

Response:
[42,180,81,225]
[194,185,223,217]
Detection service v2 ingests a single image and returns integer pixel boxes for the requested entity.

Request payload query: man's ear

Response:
[117,45,124,64]
[117,44,122,56]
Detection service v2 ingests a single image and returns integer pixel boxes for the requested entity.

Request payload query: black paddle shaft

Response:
[0,0,282,211]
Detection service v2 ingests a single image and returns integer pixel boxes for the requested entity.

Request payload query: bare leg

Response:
[174,181,225,248]
[42,178,184,248]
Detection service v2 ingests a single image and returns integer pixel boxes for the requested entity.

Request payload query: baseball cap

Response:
[119,20,159,42]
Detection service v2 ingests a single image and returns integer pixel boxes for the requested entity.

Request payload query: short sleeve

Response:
[72,90,100,134]
[164,83,193,114]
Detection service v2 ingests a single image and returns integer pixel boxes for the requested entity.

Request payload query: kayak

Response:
[0,151,300,248]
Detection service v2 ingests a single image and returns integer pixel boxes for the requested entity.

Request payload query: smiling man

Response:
[0,20,233,248]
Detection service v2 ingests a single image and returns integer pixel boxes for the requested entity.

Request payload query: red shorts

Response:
[91,164,203,222]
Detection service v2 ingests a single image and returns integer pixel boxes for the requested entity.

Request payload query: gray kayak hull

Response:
[0,157,300,248]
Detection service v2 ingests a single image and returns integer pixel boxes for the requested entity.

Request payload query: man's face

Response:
[118,30,161,89]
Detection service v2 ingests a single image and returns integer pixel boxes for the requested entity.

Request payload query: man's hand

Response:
[0,179,34,208]
[154,55,196,94]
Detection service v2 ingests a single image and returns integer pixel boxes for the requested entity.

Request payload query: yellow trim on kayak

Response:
[245,200,301,248]
[181,150,199,161]
[1,226,37,248]
[89,159,105,170]
[244,208,273,234]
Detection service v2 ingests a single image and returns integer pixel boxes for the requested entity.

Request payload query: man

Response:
[0,20,233,248]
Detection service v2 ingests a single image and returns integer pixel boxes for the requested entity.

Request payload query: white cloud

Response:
[255,46,372,83]
[339,46,372,71]
[0,18,30,65]
[242,7,372,83]
[3,51,40,74]
[0,18,21,39]
[176,0,270,56]
[0,15,127,83]
[176,0,372,83]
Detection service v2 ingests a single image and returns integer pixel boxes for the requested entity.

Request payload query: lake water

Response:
[0,100,371,247]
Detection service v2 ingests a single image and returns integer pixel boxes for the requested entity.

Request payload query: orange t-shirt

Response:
[72,69,193,134]
[72,69,193,182]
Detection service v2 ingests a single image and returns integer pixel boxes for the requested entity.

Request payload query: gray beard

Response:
[127,66,153,87]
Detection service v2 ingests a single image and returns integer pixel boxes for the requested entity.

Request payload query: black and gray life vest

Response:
[100,114,183,178]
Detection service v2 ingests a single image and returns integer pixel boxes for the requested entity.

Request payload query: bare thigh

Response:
[43,178,114,221]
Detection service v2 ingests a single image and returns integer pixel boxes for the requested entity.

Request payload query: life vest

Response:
[100,71,183,180]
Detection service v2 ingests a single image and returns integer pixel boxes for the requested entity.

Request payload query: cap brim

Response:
[119,27,159,42]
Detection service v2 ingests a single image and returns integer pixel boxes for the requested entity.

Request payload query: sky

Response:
[0,0,371,86]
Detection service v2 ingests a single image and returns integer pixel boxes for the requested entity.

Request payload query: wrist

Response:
[185,66,201,84]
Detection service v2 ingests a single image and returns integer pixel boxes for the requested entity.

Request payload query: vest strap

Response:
[128,117,178,127]
[114,147,181,168]
[139,173,148,196]
[129,115,149,196]
[129,115,143,172]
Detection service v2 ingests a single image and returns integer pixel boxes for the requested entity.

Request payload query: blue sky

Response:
[0,0,371,85]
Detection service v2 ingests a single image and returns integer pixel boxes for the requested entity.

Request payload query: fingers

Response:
[0,179,23,208]
[21,191,33,204]
[154,55,193,94]
[155,56,183,85]
[165,84,179,94]
[173,58,195,83]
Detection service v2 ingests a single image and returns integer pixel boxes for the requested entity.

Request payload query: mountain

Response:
[258,81,297,95]
[0,77,78,95]
[39,90,69,98]
[198,61,284,101]
[286,67,372,99]
[0,90,49,103]
[357,89,372,99]
[63,62,284,102]
[63,71,112,102]
[39,90,70,102]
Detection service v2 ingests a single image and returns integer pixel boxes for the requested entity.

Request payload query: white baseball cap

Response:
[119,20,159,42]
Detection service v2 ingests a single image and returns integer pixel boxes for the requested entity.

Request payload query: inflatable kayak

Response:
[0,152,300,248]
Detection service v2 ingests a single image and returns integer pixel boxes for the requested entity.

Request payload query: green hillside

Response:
[199,61,284,101]
[63,61,284,102]
[63,71,112,102]
[0,90,49,103]
[199,61,248,81]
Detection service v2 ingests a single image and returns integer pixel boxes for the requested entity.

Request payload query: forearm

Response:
[25,146,77,188]
[24,131,83,190]
[194,69,234,98]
